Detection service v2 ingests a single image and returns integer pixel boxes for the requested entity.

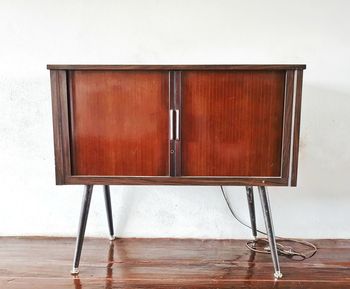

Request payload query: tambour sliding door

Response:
[68,71,169,176]
[180,70,286,177]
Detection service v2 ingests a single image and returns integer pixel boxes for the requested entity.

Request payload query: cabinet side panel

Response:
[281,70,295,181]
[181,71,285,177]
[291,70,304,186]
[50,70,65,184]
[69,71,169,176]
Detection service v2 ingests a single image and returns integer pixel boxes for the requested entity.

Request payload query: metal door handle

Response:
[175,109,180,140]
[169,109,174,140]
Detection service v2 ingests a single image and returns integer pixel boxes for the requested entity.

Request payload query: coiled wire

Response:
[220,186,317,260]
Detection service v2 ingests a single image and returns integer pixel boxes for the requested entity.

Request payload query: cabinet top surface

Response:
[47,64,306,70]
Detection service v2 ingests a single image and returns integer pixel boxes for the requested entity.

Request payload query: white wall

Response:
[0,0,349,239]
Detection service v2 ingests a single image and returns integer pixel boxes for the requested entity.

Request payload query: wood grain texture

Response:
[181,71,285,177]
[291,70,304,186]
[50,70,65,184]
[69,71,169,176]
[48,65,305,186]
[168,71,176,176]
[0,237,349,288]
[65,175,287,186]
[47,64,307,70]
[169,71,182,176]
[60,71,72,179]
[50,70,71,184]
[281,71,295,181]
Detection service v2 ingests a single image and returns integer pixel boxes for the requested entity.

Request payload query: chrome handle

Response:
[169,109,174,140]
[175,109,180,140]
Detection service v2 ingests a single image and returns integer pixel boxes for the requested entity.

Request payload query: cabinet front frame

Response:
[49,66,304,186]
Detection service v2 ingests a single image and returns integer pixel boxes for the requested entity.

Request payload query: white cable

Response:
[220,186,317,260]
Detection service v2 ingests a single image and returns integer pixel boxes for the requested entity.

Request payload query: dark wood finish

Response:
[0,237,349,288]
[48,65,306,186]
[69,71,169,176]
[181,71,285,177]
[60,71,72,181]
[169,71,176,176]
[291,70,304,186]
[50,70,71,185]
[174,71,182,176]
[48,64,306,70]
[65,175,287,186]
[50,70,65,184]
[281,71,295,181]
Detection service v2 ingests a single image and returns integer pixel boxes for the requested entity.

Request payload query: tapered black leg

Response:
[103,185,116,241]
[71,185,93,275]
[258,186,282,279]
[245,186,257,239]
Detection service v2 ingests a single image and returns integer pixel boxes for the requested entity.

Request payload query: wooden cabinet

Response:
[48,65,305,186]
[48,64,306,277]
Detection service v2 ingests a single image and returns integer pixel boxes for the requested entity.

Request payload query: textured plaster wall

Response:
[0,0,349,238]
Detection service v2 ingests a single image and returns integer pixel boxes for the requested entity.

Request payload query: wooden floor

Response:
[0,237,349,288]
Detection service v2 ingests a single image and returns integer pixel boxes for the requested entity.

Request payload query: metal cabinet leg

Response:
[104,185,116,241]
[71,185,94,275]
[245,186,257,239]
[258,186,283,279]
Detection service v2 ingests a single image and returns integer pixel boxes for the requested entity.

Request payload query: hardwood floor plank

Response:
[0,237,349,288]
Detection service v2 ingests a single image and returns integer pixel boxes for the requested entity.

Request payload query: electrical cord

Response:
[220,186,317,260]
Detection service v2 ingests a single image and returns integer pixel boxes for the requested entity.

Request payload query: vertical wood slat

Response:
[169,71,182,177]
[281,70,295,180]
[291,70,304,186]
[174,71,182,177]
[169,71,176,177]
[50,70,64,184]
[67,70,76,175]
[58,70,72,179]
[50,70,71,184]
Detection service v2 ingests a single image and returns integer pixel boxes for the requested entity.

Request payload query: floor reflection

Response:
[106,241,114,289]
[246,249,256,280]
[72,276,82,289]
[73,241,115,289]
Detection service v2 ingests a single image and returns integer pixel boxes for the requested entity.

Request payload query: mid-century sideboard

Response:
[48,64,305,279]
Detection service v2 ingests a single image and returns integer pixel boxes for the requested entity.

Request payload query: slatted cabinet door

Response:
[181,70,286,177]
[69,71,169,176]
